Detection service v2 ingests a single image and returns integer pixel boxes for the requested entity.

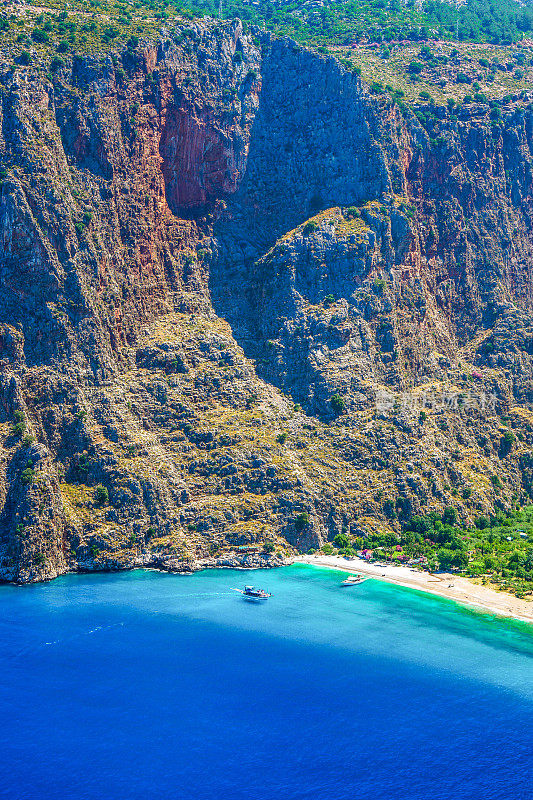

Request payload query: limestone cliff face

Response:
[1,19,533,582]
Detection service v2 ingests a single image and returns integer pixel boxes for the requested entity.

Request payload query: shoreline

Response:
[7,552,533,625]
[294,555,533,625]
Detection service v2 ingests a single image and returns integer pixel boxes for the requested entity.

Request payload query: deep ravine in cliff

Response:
[1,19,533,582]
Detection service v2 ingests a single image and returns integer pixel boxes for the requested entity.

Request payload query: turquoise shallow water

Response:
[0,564,532,799]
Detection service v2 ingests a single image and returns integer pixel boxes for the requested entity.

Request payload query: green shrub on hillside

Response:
[295,512,310,530]
[330,393,346,415]
[94,485,109,506]
[303,221,318,236]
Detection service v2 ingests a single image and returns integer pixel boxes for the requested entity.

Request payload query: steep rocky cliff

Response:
[2,19,533,582]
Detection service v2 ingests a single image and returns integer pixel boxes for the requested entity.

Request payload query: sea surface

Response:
[0,564,532,800]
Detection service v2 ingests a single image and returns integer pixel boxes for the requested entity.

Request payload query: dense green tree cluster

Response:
[0,0,193,57]
[331,505,533,597]
[187,0,533,47]
[2,0,532,62]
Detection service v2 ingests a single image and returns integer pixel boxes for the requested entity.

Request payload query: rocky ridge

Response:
[1,19,533,582]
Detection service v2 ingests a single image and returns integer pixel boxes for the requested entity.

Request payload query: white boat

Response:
[340,574,367,586]
[238,585,272,602]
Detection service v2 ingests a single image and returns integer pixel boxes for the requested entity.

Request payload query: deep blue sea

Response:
[1,565,532,800]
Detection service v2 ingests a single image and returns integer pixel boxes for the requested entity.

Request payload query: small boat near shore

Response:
[340,574,367,586]
[232,586,272,602]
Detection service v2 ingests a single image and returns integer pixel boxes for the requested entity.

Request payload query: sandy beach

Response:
[295,554,533,625]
